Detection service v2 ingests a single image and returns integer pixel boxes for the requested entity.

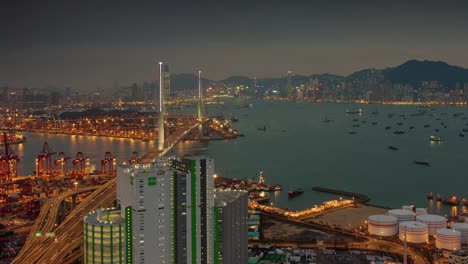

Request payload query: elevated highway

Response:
[13,120,204,263]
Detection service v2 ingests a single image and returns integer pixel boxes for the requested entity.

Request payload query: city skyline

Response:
[2,0,468,90]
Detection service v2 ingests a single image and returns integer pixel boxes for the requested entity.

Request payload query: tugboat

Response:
[414,161,430,166]
[427,192,434,200]
[443,196,459,206]
[288,188,304,198]
[430,135,443,142]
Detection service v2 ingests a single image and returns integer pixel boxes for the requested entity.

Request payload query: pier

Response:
[312,186,370,203]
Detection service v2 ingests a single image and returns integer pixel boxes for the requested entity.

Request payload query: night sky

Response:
[2,0,468,90]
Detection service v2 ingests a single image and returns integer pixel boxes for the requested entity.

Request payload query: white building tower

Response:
[157,62,165,151]
[197,70,204,121]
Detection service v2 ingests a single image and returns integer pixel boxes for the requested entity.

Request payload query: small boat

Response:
[393,131,405,135]
[409,126,415,130]
[388,145,398,151]
[424,124,431,128]
[371,122,378,125]
[434,129,439,132]
[141,138,150,142]
[346,109,362,114]
[463,128,468,132]
[385,126,392,130]
[352,124,360,127]
[459,133,465,137]
[352,118,359,122]
[371,111,378,115]
[348,130,357,135]
[257,126,267,131]
[361,120,367,124]
[288,188,304,198]
[414,161,430,166]
[322,118,333,123]
[396,122,403,126]
[281,129,287,132]
[430,136,443,142]
[230,117,239,122]
[427,192,434,200]
[268,184,282,191]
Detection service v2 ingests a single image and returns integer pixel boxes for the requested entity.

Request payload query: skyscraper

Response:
[163,64,171,98]
[213,189,248,264]
[115,156,215,264]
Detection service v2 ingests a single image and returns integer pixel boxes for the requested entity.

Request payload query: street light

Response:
[74,181,78,189]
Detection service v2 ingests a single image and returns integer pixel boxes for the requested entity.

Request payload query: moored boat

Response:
[288,188,304,198]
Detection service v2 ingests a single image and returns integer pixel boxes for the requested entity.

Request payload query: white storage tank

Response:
[451,223,468,244]
[399,221,428,243]
[415,208,427,216]
[435,229,461,251]
[402,205,413,211]
[416,214,446,236]
[368,215,398,237]
[388,209,414,222]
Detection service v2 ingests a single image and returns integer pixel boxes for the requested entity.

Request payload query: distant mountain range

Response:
[170,60,468,92]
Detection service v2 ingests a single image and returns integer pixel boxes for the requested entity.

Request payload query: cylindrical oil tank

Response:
[416,214,446,236]
[435,228,461,251]
[368,215,398,237]
[415,208,427,216]
[451,223,468,244]
[388,209,414,222]
[399,221,428,243]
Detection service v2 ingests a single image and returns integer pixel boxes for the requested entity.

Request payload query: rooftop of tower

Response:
[214,189,248,207]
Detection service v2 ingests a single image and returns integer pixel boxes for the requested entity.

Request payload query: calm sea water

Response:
[11,99,468,215]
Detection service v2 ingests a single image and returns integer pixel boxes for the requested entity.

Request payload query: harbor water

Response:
[11,99,468,215]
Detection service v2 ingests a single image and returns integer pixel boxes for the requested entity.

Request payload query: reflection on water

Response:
[451,206,458,216]
[273,190,281,198]
[176,141,209,157]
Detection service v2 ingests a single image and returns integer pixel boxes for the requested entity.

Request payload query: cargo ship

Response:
[0,133,27,146]
[288,188,304,198]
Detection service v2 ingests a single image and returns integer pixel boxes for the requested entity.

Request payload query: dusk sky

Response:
[2,0,468,90]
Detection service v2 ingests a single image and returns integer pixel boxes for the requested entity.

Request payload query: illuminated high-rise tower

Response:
[163,64,171,98]
[116,156,215,264]
[197,70,204,121]
[158,62,165,151]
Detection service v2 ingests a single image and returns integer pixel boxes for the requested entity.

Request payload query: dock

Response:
[312,187,370,203]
